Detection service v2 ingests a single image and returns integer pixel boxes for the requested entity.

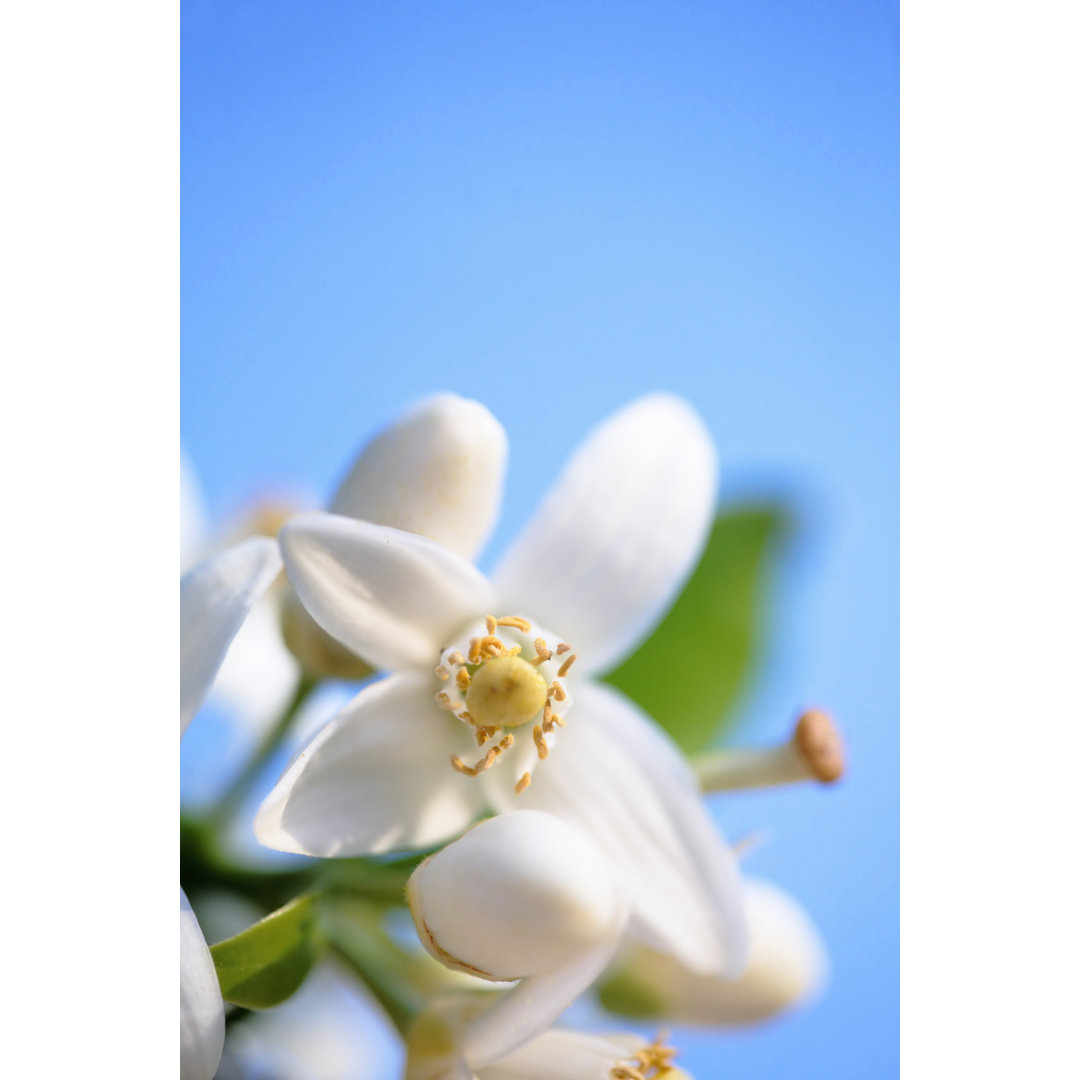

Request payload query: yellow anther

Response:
[456,668,471,690]
[556,642,572,655]
[435,691,454,711]
[533,725,549,759]
[552,680,567,701]
[450,755,477,777]
[485,614,497,635]
[557,653,577,678]
[447,650,466,666]
[435,666,450,681]
[496,615,532,632]
[515,771,531,794]
[468,638,482,663]
[530,637,553,665]
[465,655,548,730]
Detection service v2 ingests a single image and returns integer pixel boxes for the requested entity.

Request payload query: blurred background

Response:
[181,2,897,1077]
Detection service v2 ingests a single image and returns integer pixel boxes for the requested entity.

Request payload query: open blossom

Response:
[180,536,283,1080]
[255,393,747,977]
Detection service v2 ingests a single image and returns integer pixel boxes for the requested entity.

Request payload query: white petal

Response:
[480,1029,645,1080]
[180,888,225,1080]
[209,593,301,735]
[280,514,496,672]
[255,673,488,856]
[610,878,827,1027]
[180,536,283,736]
[331,393,508,561]
[492,394,717,674]
[500,680,747,977]
[463,933,625,1070]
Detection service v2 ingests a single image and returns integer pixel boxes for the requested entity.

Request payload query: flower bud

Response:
[407,811,623,983]
[598,878,827,1027]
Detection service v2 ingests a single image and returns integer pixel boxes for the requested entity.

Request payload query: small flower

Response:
[599,878,828,1028]
[180,536,283,1079]
[405,989,690,1080]
[407,811,631,1066]
[256,394,748,978]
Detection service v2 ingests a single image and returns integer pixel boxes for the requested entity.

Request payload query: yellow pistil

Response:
[465,655,548,730]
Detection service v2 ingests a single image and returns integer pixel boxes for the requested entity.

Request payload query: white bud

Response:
[407,811,622,983]
[601,878,827,1027]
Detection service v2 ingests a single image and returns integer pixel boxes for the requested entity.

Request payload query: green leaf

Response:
[210,893,322,1009]
[604,504,788,754]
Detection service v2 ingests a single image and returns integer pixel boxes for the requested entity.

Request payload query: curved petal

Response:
[463,931,625,1070]
[180,536,283,736]
[331,393,508,562]
[180,888,225,1080]
[492,394,717,675]
[606,878,827,1028]
[255,673,488,856]
[498,680,747,977]
[480,1030,647,1080]
[280,514,496,672]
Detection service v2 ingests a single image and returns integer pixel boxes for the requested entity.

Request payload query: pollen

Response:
[465,655,549,730]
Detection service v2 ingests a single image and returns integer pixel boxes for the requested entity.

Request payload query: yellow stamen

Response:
[552,680,566,701]
[515,771,531,794]
[468,637,482,663]
[556,642,572,655]
[447,650,466,667]
[533,726,549,759]
[557,653,577,678]
[485,614,497,635]
[434,666,450,681]
[456,668,471,691]
[496,615,532,632]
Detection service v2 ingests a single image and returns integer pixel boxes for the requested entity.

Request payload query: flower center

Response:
[433,613,577,793]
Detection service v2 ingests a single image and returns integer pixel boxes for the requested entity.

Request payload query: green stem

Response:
[210,673,319,832]
[320,896,425,1036]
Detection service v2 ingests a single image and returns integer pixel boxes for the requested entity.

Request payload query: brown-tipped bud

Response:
[793,709,845,784]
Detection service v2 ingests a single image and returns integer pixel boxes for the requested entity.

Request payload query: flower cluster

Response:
[180,394,843,1080]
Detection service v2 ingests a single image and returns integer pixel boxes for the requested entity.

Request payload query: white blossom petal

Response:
[479,1029,647,1080]
[180,888,225,1080]
[611,878,828,1027]
[279,514,496,672]
[500,680,747,977]
[462,933,625,1070]
[492,394,717,674]
[255,673,487,856]
[180,536,283,736]
[331,393,508,561]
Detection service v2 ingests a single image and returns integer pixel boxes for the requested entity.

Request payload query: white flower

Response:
[406,992,689,1080]
[180,536,283,1079]
[601,877,828,1028]
[256,393,748,978]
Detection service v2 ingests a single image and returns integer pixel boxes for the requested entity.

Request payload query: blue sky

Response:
[182,2,898,1076]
